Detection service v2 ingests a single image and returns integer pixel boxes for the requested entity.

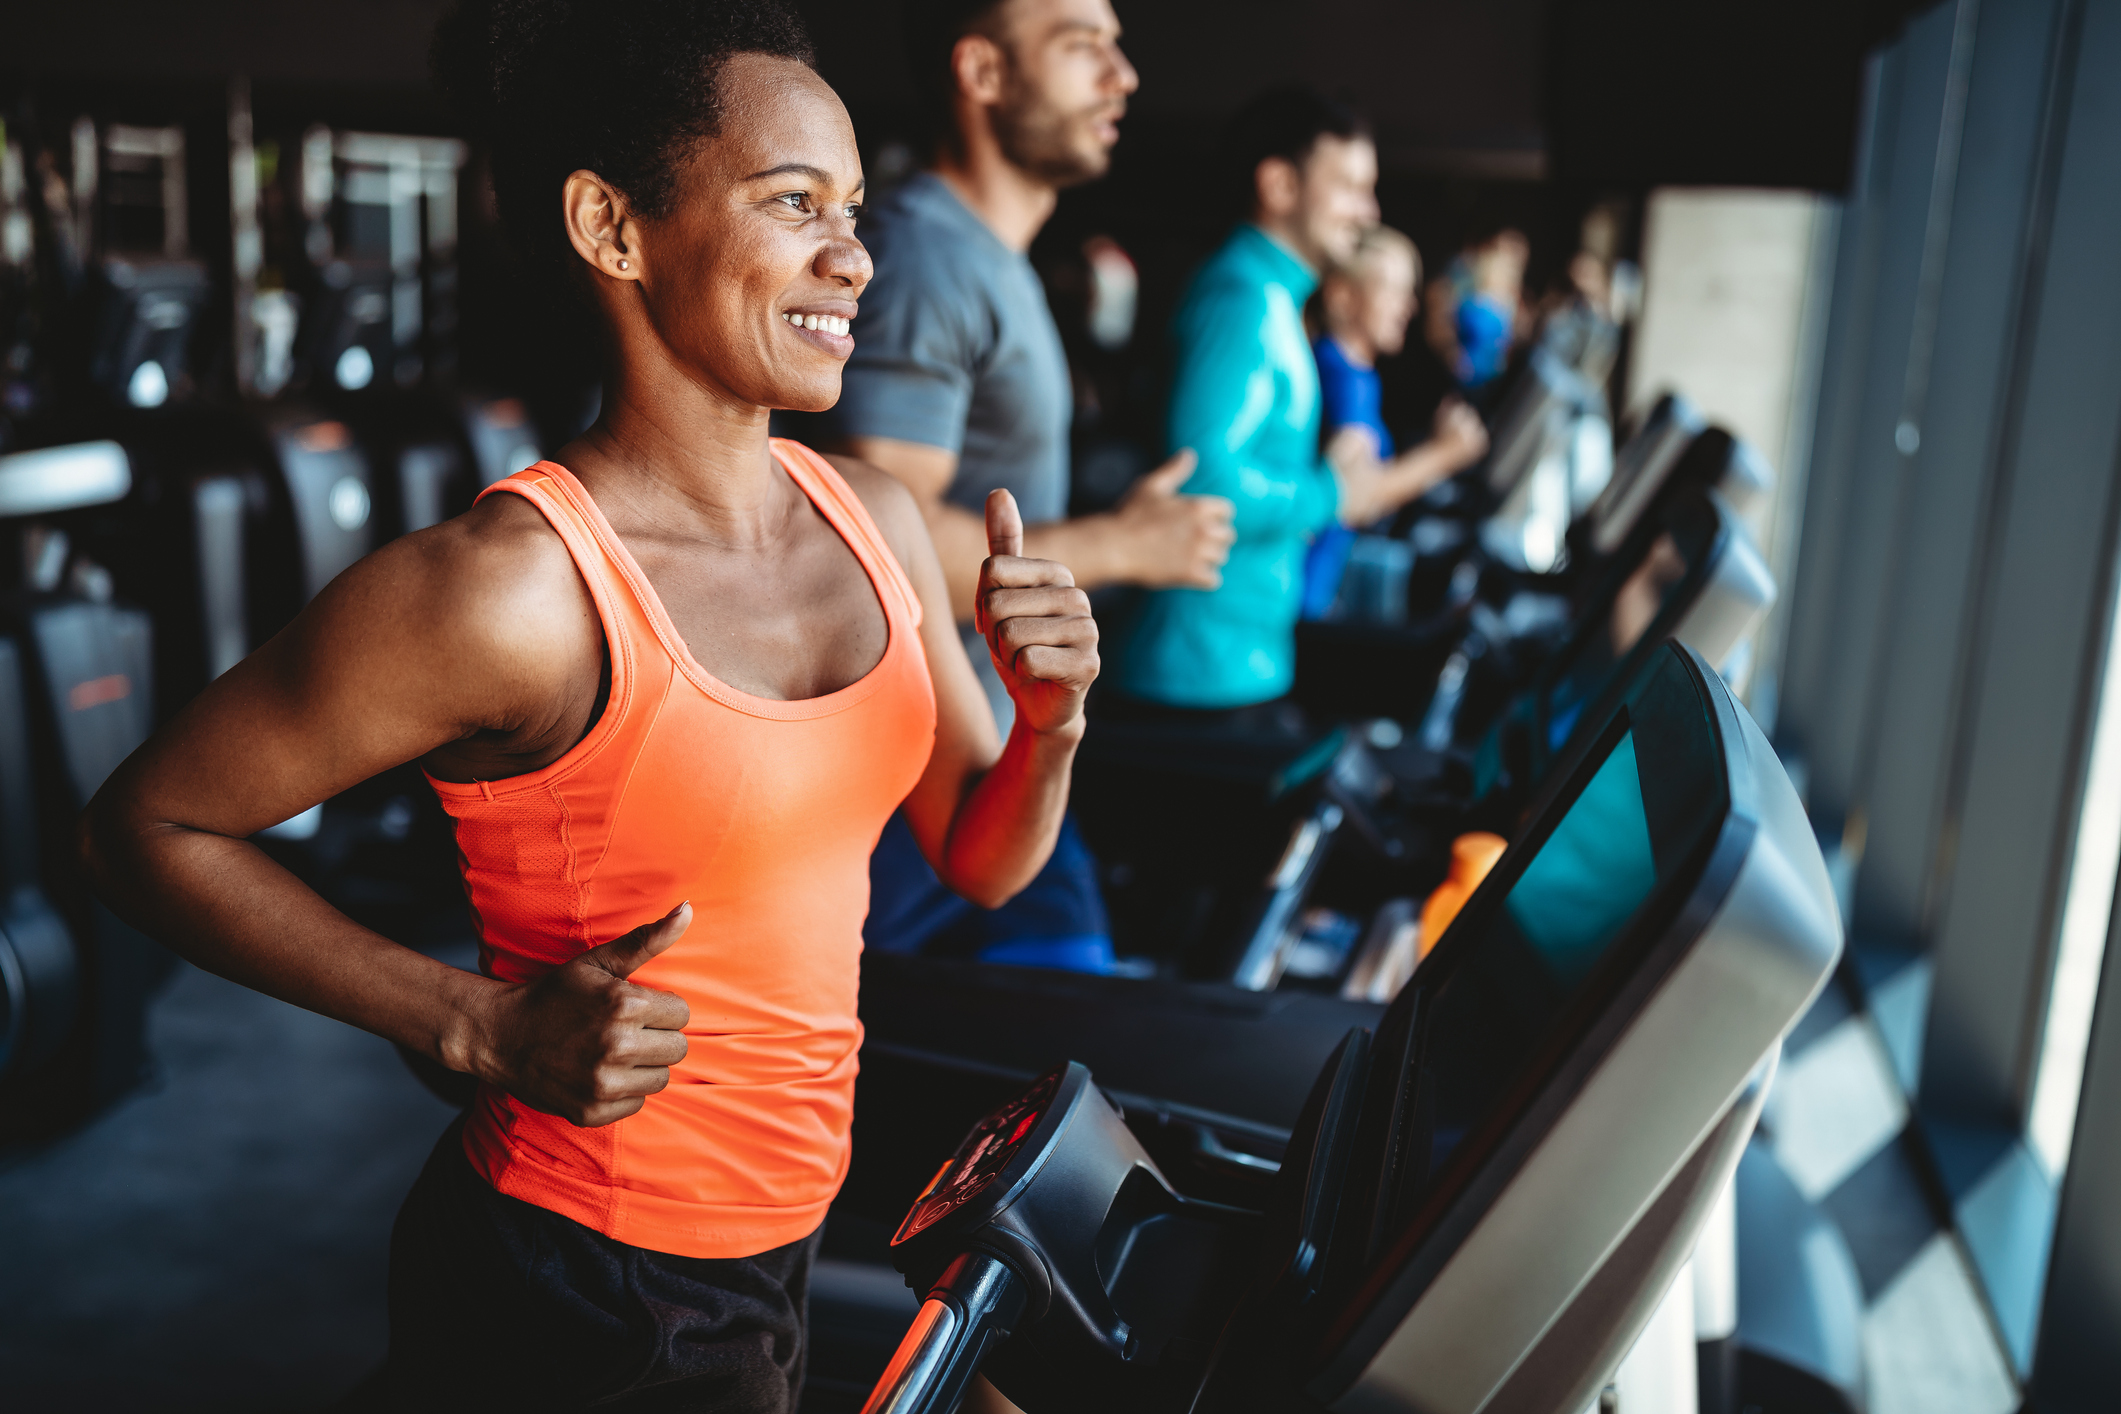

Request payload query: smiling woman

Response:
[75,1,1101,1409]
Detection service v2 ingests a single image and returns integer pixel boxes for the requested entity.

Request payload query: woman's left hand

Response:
[974,489,1100,738]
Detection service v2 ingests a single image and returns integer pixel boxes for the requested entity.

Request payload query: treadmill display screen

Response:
[1533,496,1716,769]
[1385,729,1662,1234]
[893,1067,1063,1245]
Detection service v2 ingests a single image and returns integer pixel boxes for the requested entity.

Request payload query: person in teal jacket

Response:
[1116,86,1484,712]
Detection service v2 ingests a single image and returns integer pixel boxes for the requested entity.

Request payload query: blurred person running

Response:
[1304,224,1487,618]
[1112,87,1488,719]
[831,0,1234,971]
[1424,226,1531,396]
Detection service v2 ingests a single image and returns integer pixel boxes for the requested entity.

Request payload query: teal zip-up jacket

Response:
[1116,224,1341,708]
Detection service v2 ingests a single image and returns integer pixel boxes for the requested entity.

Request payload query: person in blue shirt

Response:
[1114,88,1486,714]
[1425,226,1530,395]
[1306,224,1487,617]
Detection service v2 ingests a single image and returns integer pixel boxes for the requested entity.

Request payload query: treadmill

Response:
[854,641,1840,1414]
[1293,347,1608,718]
[1068,484,1774,986]
[1296,399,1772,736]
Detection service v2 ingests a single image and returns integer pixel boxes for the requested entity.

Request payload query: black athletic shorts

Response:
[355,1118,819,1413]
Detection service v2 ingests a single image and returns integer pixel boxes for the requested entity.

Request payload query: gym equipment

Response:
[1473,347,1611,575]
[1458,488,1776,806]
[1295,407,1772,731]
[0,635,78,1079]
[70,122,213,415]
[1075,485,1773,988]
[846,963,1383,1228]
[860,641,1841,1414]
[0,440,170,1132]
[21,105,268,713]
[461,393,547,495]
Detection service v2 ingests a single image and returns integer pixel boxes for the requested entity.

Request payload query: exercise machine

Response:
[1294,403,1771,731]
[1073,483,1773,987]
[0,439,171,1135]
[857,641,1840,1413]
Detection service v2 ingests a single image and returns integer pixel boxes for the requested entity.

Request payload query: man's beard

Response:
[992,84,1112,188]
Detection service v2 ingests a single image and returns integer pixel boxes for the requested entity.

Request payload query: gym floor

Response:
[0,873,487,1414]
[0,942,468,1410]
[0,873,915,1414]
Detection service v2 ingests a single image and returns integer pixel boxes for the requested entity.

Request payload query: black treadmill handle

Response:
[862,1251,1027,1414]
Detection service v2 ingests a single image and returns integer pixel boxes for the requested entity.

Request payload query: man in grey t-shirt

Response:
[829,170,1075,727]
[833,0,1232,732]
[834,0,1232,974]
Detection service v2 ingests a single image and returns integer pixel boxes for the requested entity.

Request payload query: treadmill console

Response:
[864,643,1840,1414]
[894,1066,1064,1244]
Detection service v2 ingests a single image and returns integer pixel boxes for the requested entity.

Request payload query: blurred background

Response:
[5,1,2121,1411]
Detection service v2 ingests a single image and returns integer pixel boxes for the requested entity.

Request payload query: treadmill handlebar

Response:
[862,1250,1028,1414]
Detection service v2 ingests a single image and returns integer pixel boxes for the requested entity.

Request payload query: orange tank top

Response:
[428,443,936,1259]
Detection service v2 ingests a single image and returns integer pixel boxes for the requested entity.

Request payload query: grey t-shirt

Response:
[831,171,1073,729]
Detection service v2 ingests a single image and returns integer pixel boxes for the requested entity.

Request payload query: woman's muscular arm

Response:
[78,495,689,1127]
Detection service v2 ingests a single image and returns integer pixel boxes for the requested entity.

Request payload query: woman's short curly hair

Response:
[433,0,816,264]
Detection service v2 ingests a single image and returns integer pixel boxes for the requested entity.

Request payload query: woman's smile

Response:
[780,303,855,355]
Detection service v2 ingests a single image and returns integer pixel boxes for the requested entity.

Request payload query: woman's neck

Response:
[563,359,794,549]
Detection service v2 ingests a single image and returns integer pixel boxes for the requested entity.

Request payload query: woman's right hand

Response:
[453,902,695,1127]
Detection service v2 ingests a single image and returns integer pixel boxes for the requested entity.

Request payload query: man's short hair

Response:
[903,0,1011,134]
[1221,84,1371,218]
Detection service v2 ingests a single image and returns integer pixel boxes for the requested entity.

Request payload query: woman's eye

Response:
[846,204,864,222]
[776,192,809,212]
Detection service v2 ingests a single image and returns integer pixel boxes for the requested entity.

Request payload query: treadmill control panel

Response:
[894,1067,1064,1244]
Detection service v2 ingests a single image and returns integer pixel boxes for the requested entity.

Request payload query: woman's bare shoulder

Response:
[291,489,601,700]
[820,452,926,569]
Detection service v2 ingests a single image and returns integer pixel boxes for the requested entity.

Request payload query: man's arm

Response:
[845,435,1230,622]
[78,502,691,1128]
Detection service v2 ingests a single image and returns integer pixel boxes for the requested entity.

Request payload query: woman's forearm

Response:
[82,817,499,1069]
[935,717,1083,909]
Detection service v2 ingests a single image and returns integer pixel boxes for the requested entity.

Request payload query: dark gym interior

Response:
[5,2,2121,1412]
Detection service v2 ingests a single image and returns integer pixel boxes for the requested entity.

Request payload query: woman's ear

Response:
[562,170,641,281]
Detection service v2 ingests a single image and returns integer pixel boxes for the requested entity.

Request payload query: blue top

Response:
[1117,225,1341,708]
[1314,334,1394,457]
[1302,335,1393,619]
[1455,290,1514,389]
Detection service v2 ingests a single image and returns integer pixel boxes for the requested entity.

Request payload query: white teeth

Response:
[784,313,849,335]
